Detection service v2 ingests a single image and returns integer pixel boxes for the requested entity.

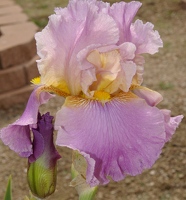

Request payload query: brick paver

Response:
[0,0,39,108]
[0,64,27,94]
[0,0,15,7]
[0,22,38,69]
[0,13,28,26]
[0,5,22,15]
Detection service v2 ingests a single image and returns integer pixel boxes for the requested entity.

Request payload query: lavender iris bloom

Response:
[0,0,183,189]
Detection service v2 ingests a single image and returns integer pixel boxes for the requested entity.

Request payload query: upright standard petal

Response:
[109,2,162,54]
[35,0,119,95]
[109,1,142,43]
[0,88,53,157]
[130,20,163,54]
[54,93,180,186]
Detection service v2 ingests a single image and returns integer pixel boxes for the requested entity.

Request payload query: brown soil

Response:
[0,0,186,199]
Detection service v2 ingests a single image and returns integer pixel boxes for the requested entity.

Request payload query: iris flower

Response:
[0,0,183,188]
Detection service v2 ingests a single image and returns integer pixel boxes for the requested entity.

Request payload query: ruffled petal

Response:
[0,125,32,157]
[55,93,171,186]
[161,109,184,142]
[119,42,136,60]
[76,151,99,186]
[82,43,137,95]
[130,19,163,54]
[0,88,53,157]
[109,1,142,43]
[35,0,119,95]
[132,55,145,85]
[105,43,136,93]
[87,49,121,93]
[108,61,136,93]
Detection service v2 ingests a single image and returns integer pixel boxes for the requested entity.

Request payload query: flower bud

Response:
[27,113,61,198]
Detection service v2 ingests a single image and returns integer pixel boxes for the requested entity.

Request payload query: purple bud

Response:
[27,112,61,198]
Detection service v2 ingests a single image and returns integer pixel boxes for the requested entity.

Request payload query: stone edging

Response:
[0,0,39,108]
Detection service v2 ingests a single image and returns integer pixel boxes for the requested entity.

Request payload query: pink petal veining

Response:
[55,94,174,186]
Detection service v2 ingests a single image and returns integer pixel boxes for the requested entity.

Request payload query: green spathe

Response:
[27,156,57,199]
[71,152,98,200]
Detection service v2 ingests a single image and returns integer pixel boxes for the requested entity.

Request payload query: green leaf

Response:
[4,176,12,200]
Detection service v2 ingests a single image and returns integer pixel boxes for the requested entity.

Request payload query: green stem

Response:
[79,186,98,200]
[28,193,43,200]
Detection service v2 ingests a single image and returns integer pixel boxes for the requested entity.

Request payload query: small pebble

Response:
[149,170,156,175]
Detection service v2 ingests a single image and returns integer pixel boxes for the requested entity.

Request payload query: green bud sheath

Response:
[70,152,98,200]
[27,157,57,198]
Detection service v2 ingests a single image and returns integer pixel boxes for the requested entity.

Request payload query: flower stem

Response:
[79,186,98,200]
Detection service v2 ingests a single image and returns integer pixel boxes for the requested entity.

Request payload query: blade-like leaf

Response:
[4,176,12,200]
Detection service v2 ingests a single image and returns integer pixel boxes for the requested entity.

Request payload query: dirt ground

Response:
[0,0,186,199]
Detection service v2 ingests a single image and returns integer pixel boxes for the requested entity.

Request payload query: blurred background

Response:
[0,0,186,199]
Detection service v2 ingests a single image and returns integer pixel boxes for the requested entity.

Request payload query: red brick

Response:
[0,5,22,15]
[0,22,38,69]
[0,22,38,48]
[0,38,37,69]
[0,85,33,109]
[0,64,27,94]
[0,13,28,26]
[24,56,40,83]
[0,0,15,7]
